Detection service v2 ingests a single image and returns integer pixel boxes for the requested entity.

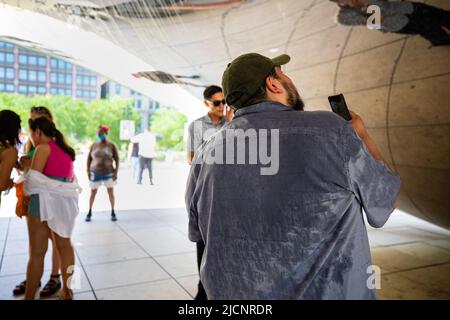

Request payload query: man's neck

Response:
[207,112,222,124]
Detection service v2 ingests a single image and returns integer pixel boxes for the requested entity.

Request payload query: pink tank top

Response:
[43,140,74,179]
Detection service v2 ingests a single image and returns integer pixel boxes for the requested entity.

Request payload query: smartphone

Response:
[328,94,352,121]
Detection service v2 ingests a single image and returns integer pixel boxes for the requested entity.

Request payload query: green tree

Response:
[150,108,187,151]
[0,93,140,153]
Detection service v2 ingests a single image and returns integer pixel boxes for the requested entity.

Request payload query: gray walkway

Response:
[0,208,449,300]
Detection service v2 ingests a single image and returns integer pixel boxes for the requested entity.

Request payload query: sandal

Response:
[13,280,41,296]
[39,274,61,298]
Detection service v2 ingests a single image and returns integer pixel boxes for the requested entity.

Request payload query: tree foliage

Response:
[0,93,140,152]
[150,107,187,151]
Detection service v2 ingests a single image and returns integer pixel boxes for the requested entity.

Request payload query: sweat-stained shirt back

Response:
[185,102,401,300]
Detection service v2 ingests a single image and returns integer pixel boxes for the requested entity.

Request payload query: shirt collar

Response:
[204,113,226,125]
[233,101,293,118]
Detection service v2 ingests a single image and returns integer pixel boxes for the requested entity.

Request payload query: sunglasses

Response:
[209,99,226,107]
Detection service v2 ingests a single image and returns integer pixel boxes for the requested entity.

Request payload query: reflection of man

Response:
[332,0,450,47]
[186,53,401,299]
[187,85,233,165]
[127,141,140,181]
[131,128,157,185]
[185,85,233,300]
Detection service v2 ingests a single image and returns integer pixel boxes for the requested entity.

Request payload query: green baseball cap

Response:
[222,53,291,108]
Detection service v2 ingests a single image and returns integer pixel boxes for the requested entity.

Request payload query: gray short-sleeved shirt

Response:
[187,114,226,153]
[186,102,401,300]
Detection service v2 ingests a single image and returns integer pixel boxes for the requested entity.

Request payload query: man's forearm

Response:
[359,132,384,162]
[359,131,397,173]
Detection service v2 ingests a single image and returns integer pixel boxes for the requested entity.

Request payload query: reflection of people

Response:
[25,117,78,300]
[0,110,20,204]
[131,128,157,185]
[332,0,450,47]
[86,125,119,222]
[187,85,231,165]
[185,85,233,301]
[14,106,64,299]
[127,141,140,181]
[186,53,401,299]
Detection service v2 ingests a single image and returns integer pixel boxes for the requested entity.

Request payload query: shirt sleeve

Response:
[185,161,202,242]
[344,123,401,228]
[130,134,140,143]
[186,121,196,153]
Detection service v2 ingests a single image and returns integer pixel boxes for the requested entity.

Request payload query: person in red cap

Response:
[86,125,119,222]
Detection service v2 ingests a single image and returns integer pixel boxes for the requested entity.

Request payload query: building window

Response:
[136,100,142,109]
[28,86,37,94]
[76,75,83,86]
[90,90,96,98]
[90,77,96,86]
[38,71,46,82]
[58,88,65,95]
[0,67,4,78]
[19,85,27,94]
[65,89,72,96]
[83,76,90,86]
[66,62,72,70]
[0,83,4,91]
[51,72,57,83]
[19,54,27,65]
[66,74,72,84]
[38,57,47,67]
[6,53,14,64]
[51,58,58,68]
[58,73,65,84]
[38,87,46,94]
[28,56,37,66]
[28,70,37,82]
[19,69,27,81]
[50,88,57,95]
[115,83,121,95]
[58,60,66,70]
[5,84,14,92]
[76,89,82,97]
[6,68,14,79]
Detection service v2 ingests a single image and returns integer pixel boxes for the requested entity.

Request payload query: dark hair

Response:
[28,117,76,161]
[203,85,223,100]
[243,67,278,108]
[0,110,21,148]
[30,106,54,121]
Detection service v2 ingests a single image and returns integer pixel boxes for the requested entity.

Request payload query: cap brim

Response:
[271,54,290,66]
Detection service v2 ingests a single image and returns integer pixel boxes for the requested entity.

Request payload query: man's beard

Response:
[282,80,304,111]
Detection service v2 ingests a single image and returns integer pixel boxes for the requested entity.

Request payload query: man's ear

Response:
[265,76,284,94]
[203,100,210,108]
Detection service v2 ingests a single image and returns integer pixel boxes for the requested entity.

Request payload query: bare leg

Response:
[25,216,50,300]
[89,189,97,211]
[50,236,61,276]
[106,188,115,211]
[52,232,75,300]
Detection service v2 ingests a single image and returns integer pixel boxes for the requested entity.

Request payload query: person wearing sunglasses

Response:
[187,85,231,165]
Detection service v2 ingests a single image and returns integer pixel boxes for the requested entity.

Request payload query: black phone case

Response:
[328,94,352,121]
